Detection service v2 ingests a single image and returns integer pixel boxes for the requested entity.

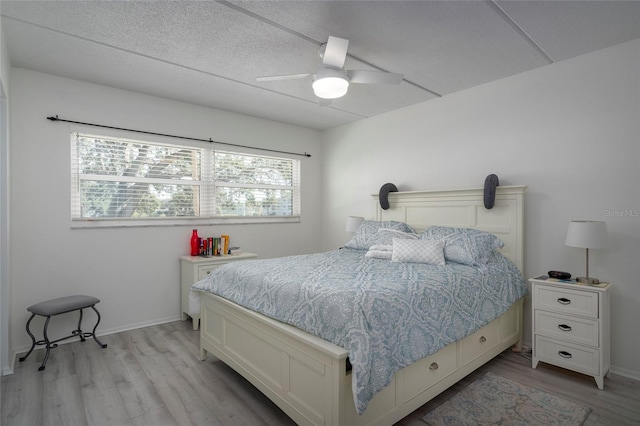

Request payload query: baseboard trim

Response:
[7,318,639,383]
[610,365,640,382]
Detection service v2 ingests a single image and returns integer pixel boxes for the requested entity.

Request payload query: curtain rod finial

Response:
[46,115,59,121]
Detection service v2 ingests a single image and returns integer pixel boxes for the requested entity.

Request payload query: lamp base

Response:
[576,276,601,285]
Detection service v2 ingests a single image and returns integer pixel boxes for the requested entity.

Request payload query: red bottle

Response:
[190,229,199,256]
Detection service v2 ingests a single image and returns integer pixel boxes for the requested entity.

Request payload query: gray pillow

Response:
[369,228,418,247]
[420,226,504,266]
[345,221,415,250]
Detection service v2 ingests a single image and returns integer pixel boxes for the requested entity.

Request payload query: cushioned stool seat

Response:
[19,295,107,371]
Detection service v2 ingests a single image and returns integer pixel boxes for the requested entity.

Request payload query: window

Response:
[71,133,300,226]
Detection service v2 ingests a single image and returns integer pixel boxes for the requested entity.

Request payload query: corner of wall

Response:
[0,15,13,376]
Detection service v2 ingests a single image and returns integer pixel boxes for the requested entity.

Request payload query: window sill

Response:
[71,216,301,229]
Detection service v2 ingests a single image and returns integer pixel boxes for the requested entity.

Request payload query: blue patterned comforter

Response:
[192,248,527,414]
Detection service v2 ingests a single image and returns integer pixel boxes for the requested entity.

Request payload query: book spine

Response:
[222,235,229,255]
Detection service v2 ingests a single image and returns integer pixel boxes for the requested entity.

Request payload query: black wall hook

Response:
[484,174,499,209]
[379,183,398,210]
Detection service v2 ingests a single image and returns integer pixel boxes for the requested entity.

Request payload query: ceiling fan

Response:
[256,36,403,100]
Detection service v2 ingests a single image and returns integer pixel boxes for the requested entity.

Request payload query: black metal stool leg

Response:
[75,308,86,342]
[39,316,53,371]
[19,313,37,362]
[90,305,107,348]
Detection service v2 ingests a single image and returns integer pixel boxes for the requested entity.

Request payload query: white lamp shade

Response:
[312,68,349,99]
[345,216,364,233]
[565,220,607,249]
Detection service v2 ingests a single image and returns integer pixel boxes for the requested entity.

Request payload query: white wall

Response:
[321,39,640,379]
[8,69,323,359]
[1,6,13,375]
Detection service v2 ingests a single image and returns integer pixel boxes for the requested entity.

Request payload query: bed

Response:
[193,185,527,426]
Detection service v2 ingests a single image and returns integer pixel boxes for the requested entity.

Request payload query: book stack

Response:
[199,234,231,256]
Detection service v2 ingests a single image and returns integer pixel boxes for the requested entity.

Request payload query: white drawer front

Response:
[535,285,598,318]
[198,264,222,280]
[535,311,598,347]
[460,320,500,366]
[535,336,599,376]
[400,343,458,404]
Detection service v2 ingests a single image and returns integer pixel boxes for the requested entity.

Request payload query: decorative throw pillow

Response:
[391,238,446,265]
[344,221,415,250]
[420,226,504,266]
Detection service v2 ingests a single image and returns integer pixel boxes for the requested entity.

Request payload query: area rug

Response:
[421,372,591,426]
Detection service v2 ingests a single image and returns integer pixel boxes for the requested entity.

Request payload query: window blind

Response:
[71,133,300,223]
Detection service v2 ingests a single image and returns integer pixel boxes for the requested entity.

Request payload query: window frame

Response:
[70,131,301,229]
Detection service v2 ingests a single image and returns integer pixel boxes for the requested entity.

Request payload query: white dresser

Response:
[529,275,610,389]
[180,253,257,330]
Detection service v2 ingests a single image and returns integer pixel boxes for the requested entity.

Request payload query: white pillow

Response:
[391,238,446,265]
[365,249,393,260]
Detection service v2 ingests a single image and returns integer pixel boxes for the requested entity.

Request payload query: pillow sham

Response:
[344,221,415,250]
[370,244,393,252]
[391,238,446,265]
[370,228,418,247]
[420,226,504,266]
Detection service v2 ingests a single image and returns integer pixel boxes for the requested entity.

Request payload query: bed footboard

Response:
[200,292,523,426]
[199,292,349,425]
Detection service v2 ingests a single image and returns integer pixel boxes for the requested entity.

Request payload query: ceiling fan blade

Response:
[322,36,349,69]
[256,73,312,82]
[347,70,403,85]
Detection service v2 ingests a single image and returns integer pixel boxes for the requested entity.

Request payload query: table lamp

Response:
[565,220,607,284]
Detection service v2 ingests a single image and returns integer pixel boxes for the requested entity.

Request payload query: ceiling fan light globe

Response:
[312,73,349,99]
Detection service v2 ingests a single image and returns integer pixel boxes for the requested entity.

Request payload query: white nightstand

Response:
[529,275,611,389]
[180,253,257,330]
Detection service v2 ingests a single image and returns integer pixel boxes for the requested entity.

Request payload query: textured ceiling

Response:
[2,1,639,130]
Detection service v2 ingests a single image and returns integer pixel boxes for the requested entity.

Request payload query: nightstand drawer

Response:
[535,335,599,376]
[534,285,598,318]
[534,311,599,347]
[197,264,222,280]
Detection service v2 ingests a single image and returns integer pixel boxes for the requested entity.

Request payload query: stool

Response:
[19,295,107,371]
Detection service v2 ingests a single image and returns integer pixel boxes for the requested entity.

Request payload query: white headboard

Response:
[374,186,526,271]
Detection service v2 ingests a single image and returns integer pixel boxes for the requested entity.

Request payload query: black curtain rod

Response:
[46,115,312,158]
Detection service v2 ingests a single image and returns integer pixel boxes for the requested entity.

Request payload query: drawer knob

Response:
[479,336,487,343]
[558,324,572,332]
[558,351,573,359]
[557,297,571,305]
[429,362,439,371]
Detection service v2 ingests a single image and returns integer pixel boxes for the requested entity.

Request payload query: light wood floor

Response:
[2,319,639,425]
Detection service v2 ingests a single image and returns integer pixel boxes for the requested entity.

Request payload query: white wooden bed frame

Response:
[199,186,526,426]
